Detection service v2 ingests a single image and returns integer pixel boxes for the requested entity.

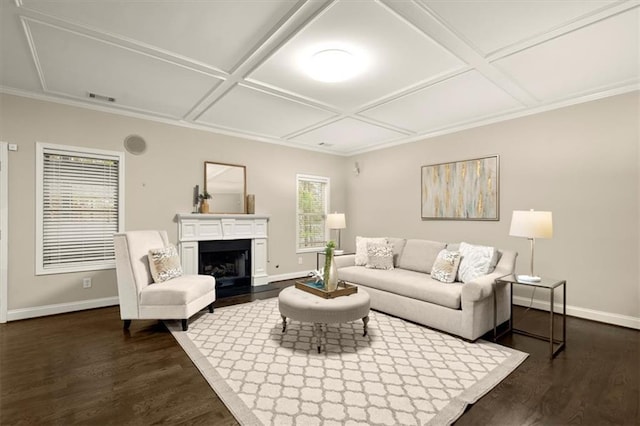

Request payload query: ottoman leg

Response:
[315,323,322,353]
[281,315,287,333]
[363,316,369,337]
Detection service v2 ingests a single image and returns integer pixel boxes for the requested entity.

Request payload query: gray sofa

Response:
[335,238,517,341]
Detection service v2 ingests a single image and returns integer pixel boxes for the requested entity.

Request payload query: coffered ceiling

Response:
[1,1,638,155]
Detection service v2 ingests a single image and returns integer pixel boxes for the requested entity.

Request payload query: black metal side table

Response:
[493,274,566,359]
[316,251,354,270]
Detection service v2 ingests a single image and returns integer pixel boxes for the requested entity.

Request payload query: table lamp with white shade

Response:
[327,212,346,254]
[509,209,553,283]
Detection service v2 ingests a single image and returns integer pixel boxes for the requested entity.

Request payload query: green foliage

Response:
[323,240,336,288]
[325,240,336,252]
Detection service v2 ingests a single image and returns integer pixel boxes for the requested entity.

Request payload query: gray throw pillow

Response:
[365,242,394,270]
[431,249,461,283]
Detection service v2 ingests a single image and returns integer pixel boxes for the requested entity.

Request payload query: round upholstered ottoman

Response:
[278,286,370,353]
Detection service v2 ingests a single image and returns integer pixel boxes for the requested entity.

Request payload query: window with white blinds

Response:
[36,143,124,275]
[296,174,329,252]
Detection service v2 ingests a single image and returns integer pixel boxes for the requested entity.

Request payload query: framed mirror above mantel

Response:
[204,161,247,214]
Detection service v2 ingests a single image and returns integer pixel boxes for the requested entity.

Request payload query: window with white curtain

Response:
[296,174,329,252]
[36,143,124,275]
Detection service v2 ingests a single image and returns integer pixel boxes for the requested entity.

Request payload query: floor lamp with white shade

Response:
[509,209,553,282]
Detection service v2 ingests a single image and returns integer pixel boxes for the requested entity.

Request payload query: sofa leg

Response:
[123,319,131,330]
[181,319,188,331]
[208,303,214,313]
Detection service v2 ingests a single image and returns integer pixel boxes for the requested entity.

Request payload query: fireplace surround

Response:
[176,214,269,289]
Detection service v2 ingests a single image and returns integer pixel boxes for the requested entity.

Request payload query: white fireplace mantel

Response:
[176,213,269,286]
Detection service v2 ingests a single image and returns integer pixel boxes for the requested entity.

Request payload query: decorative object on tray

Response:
[295,279,357,299]
[198,191,211,213]
[421,155,499,220]
[322,240,339,291]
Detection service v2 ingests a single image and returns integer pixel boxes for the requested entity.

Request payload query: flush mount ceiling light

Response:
[304,48,366,83]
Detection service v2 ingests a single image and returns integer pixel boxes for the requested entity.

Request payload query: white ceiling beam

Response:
[185,0,334,122]
[380,0,537,106]
[487,1,640,61]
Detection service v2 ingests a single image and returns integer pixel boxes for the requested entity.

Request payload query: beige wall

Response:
[344,92,639,320]
[2,91,638,324]
[0,94,347,310]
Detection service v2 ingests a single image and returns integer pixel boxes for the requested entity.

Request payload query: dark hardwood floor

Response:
[1,281,638,425]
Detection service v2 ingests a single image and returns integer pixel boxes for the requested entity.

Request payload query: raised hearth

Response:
[176,214,269,288]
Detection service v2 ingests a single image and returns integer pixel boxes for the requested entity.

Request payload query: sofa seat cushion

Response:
[338,266,463,309]
[139,275,214,306]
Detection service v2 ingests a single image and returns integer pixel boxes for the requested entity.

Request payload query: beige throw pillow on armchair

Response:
[148,244,183,283]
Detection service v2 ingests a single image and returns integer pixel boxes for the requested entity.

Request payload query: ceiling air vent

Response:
[88,92,115,102]
[318,142,333,147]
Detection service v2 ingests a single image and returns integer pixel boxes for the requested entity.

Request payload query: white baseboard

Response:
[267,270,313,283]
[513,296,640,330]
[10,287,635,331]
[7,296,119,321]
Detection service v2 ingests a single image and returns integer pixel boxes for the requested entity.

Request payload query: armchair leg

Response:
[181,319,188,331]
[123,319,131,330]
[208,303,214,313]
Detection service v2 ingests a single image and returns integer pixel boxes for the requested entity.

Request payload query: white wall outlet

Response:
[298,256,303,265]
[82,277,92,288]
[8,144,18,151]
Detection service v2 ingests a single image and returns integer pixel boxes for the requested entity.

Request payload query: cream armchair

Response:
[114,230,215,331]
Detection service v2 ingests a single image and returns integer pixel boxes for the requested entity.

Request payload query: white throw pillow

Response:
[355,236,387,266]
[148,244,183,283]
[365,242,394,270]
[458,242,498,283]
[431,250,461,283]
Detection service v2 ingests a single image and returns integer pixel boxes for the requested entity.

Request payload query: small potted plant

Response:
[198,191,212,213]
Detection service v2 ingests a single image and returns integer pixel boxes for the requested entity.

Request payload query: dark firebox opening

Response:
[198,239,251,298]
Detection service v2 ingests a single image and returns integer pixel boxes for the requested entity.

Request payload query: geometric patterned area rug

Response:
[168,298,527,426]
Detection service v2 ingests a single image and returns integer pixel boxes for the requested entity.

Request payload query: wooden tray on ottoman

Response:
[294,280,358,299]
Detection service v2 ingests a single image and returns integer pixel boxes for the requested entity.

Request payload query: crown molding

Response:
[2,82,637,158]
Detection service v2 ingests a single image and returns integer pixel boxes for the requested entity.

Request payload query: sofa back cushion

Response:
[446,242,460,252]
[398,239,446,274]
[387,237,407,266]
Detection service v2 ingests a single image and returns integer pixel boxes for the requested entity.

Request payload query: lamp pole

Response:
[529,237,535,278]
